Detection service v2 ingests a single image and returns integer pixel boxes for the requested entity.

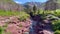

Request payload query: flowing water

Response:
[29,19,37,34]
[29,19,54,34]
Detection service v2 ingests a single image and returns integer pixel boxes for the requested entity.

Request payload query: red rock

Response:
[0,16,31,34]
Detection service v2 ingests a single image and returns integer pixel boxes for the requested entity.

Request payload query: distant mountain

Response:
[44,0,60,10]
[23,0,60,10]
[1,0,59,11]
[23,2,45,10]
[0,0,24,11]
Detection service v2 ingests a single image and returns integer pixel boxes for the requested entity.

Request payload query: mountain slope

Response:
[0,0,24,11]
[44,0,60,10]
[24,2,45,10]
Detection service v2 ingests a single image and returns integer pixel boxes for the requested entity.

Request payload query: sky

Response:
[14,0,48,4]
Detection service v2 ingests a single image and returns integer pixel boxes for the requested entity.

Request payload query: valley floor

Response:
[0,16,54,34]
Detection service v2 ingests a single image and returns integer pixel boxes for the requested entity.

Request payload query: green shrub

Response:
[54,30,60,34]
[0,27,3,34]
[0,23,10,34]
[18,12,30,21]
[52,20,60,31]
[0,26,5,34]
[53,10,60,17]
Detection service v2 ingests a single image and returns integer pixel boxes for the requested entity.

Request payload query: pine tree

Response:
[33,5,37,13]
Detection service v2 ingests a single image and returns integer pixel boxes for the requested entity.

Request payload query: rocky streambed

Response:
[29,15,54,34]
[29,20,54,34]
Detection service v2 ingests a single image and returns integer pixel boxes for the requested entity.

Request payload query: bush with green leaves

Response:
[0,26,5,34]
[54,30,60,34]
[18,12,30,21]
[0,25,7,34]
[52,20,60,34]
[52,20,60,31]
[0,23,11,34]
[53,9,60,17]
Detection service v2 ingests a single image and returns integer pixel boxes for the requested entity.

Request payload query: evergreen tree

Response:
[33,5,37,13]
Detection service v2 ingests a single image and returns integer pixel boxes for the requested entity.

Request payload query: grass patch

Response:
[0,11,20,16]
